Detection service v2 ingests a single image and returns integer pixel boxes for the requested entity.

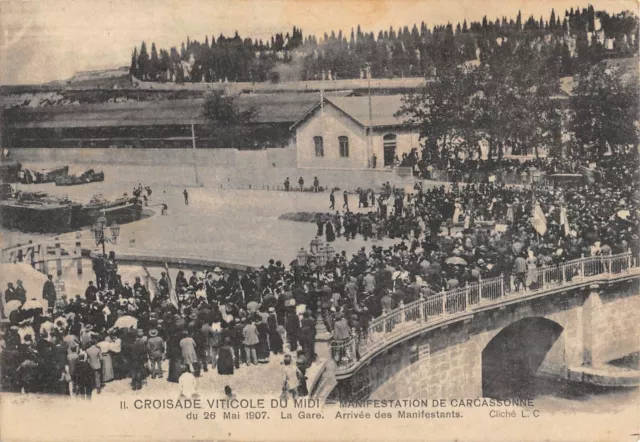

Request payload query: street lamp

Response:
[315,237,325,260]
[296,247,308,267]
[110,222,120,243]
[92,215,120,255]
[325,244,335,263]
[309,237,319,254]
[316,244,327,267]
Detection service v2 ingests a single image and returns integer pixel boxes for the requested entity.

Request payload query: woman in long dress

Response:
[98,336,114,384]
[109,330,123,380]
[267,309,283,354]
[452,202,462,223]
[325,220,336,243]
[217,338,234,375]
[166,329,183,383]
[255,316,270,363]
[180,331,198,374]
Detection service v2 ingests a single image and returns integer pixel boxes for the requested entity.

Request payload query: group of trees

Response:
[397,53,638,161]
[129,28,305,83]
[570,62,639,158]
[130,6,638,83]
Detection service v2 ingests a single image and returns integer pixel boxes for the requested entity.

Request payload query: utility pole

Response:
[367,63,373,168]
[191,122,201,187]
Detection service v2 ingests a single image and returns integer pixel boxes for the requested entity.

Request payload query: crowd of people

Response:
[1,151,637,398]
[385,146,622,185]
[0,257,319,398]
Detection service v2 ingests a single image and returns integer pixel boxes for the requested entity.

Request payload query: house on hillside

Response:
[291,95,420,169]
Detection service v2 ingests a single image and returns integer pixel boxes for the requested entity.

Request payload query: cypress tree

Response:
[138,41,149,79]
[129,47,138,77]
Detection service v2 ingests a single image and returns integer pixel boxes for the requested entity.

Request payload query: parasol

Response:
[445,257,468,266]
[5,299,22,315]
[114,315,138,329]
[23,298,46,311]
[617,210,631,220]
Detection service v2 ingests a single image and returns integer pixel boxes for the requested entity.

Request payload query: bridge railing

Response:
[1,234,84,277]
[331,250,637,373]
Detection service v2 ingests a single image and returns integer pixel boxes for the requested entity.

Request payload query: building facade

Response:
[292,95,420,169]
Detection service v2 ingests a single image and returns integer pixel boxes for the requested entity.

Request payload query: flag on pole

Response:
[164,261,179,309]
[559,205,570,237]
[531,202,547,236]
[141,265,158,302]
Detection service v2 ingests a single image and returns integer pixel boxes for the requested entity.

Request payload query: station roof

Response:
[7,93,326,129]
[290,95,415,130]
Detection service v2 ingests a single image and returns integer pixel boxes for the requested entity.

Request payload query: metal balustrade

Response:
[331,250,638,373]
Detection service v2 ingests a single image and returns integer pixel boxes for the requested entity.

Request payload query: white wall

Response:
[296,105,368,168]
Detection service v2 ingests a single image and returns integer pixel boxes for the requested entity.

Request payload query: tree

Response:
[570,63,639,158]
[150,43,159,80]
[202,91,257,126]
[469,44,561,158]
[129,48,138,77]
[138,42,149,80]
[396,65,478,158]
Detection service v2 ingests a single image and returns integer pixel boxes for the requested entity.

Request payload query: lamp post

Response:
[296,247,308,267]
[315,237,324,261]
[317,245,327,267]
[92,215,120,255]
[325,244,335,263]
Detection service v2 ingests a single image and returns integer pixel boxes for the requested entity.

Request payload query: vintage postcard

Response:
[0,0,639,440]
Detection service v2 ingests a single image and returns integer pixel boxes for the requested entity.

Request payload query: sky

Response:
[0,0,636,85]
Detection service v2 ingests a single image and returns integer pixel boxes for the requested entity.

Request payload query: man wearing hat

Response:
[14,280,26,305]
[146,328,165,379]
[5,282,17,304]
[212,267,224,283]
[42,275,57,312]
[85,281,98,303]
[331,313,351,362]
[159,272,170,298]
[131,329,148,390]
[86,338,103,393]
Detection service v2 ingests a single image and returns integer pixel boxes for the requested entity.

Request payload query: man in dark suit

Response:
[300,310,317,367]
[146,329,165,379]
[14,280,27,304]
[5,282,17,303]
[42,275,56,312]
[85,339,103,393]
[130,329,148,390]
[230,318,245,368]
[159,272,170,298]
[85,281,98,303]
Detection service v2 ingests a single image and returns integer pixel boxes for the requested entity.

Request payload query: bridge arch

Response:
[482,317,564,399]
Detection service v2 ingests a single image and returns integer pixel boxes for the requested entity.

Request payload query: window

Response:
[314,136,324,157]
[339,136,349,158]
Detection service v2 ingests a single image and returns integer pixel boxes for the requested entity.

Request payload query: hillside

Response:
[129,6,638,85]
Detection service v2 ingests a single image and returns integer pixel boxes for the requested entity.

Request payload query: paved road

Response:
[4,184,397,267]
[98,342,328,398]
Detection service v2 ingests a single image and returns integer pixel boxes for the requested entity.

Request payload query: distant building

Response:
[4,94,322,150]
[291,95,420,169]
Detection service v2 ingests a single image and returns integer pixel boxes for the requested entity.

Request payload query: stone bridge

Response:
[313,252,640,401]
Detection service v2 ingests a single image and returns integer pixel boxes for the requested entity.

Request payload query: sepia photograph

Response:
[0,1,639,440]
